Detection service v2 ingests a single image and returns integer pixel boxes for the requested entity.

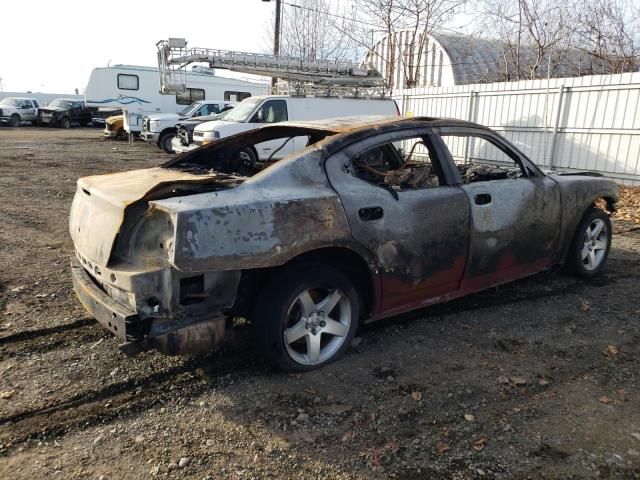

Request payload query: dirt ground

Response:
[0,127,639,480]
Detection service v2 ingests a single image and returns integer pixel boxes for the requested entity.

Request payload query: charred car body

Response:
[69,116,618,370]
[38,99,94,128]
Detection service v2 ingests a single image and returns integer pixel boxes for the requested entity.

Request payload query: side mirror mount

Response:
[256,108,265,123]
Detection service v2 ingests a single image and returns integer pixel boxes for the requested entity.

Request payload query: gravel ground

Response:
[0,127,639,480]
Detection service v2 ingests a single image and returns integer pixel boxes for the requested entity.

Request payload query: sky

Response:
[0,0,277,93]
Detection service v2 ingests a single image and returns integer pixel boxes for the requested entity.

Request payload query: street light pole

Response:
[263,0,282,88]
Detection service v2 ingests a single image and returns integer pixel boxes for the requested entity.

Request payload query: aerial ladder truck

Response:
[156,38,387,97]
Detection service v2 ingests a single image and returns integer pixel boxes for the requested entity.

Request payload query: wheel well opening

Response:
[593,196,616,214]
[232,247,375,321]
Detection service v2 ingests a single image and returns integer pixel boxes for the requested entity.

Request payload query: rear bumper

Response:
[70,256,138,342]
[70,256,229,355]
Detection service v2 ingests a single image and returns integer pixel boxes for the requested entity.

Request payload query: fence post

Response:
[548,85,566,169]
[464,91,476,163]
[466,90,476,122]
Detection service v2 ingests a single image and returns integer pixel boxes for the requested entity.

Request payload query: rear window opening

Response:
[163,126,334,177]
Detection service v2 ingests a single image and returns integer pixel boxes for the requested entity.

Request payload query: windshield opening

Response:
[49,99,74,109]
[0,98,22,106]
[179,102,200,116]
[223,97,262,122]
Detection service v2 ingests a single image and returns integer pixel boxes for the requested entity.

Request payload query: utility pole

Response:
[263,0,282,88]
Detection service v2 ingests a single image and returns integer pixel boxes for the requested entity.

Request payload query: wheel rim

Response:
[581,218,608,271]
[239,149,253,164]
[283,287,351,366]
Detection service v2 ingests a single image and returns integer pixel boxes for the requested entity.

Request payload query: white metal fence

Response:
[393,72,640,185]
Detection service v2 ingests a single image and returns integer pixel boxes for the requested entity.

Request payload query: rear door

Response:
[433,128,561,290]
[325,128,470,316]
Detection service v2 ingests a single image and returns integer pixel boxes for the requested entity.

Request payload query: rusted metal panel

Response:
[155,152,353,272]
[324,129,471,315]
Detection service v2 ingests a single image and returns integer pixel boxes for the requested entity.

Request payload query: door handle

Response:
[358,206,384,221]
[474,193,492,205]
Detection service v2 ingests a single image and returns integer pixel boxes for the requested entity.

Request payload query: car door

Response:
[22,100,36,121]
[434,128,561,290]
[325,128,470,316]
[248,99,298,160]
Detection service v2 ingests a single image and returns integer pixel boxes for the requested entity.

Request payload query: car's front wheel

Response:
[159,133,174,154]
[61,117,71,129]
[9,114,20,127]
[566,207,612,278]
[253,264,360,371]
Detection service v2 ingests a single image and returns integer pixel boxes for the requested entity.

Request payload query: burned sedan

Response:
[69,116,618,371]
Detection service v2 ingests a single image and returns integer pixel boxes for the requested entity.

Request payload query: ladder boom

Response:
[157,38,386,95]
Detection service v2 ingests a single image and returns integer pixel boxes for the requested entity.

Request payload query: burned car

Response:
[38,99,93,128]
[69,116,618,371]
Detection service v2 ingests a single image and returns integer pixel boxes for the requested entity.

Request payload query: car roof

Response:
[267,115,490,134]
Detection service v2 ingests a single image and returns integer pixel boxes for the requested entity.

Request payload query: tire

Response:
[239,147,257,166]
[252,264,360,372]
[9,115,20,127]
[565,208,612,278]
[32,119,40,126]
[116,128,127,140]
[159,132,174,154]
[61,117,71,129]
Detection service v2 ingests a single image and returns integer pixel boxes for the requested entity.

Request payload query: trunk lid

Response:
[69,167,219,266]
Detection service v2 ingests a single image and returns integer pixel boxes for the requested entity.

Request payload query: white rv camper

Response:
[84,65,268,134]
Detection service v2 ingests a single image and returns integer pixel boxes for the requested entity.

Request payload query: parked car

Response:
[37,99,94,128]
[91,108,122,128]
[191,95,400,162]
[103,115,127,140]
[0,97,39,127]
[171,109,233,154]
[69,116,618,371]
[141,100,236,153]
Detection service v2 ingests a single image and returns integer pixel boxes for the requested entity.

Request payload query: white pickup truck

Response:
[141,100,235,153]
[0,97,40,127]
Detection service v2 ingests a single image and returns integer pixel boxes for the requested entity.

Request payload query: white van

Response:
[191,95,399,160]
[84,65,268,135]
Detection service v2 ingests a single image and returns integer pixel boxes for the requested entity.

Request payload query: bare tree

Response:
[397,0,467,86]
[262,0,361,62]
[478,0,639,80]
[330,0,467,89]
[573,0,639,73]
[477,0,577,80]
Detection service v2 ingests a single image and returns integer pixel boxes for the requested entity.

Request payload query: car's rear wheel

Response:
[159,133,174,154]
[566,208,611,278]
[9,114,20,127]
[253,264,360,371]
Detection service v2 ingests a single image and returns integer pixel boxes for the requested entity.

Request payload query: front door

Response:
[248,99,298,160]
[435,129,561,290]
[325,129,470,316]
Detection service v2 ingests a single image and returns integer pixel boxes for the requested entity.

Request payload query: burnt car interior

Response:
[351,136,444,191]
[163,126,333,177]
[439,133,533,184]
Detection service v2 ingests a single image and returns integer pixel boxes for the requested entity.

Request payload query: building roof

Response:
[429,33,506,84]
